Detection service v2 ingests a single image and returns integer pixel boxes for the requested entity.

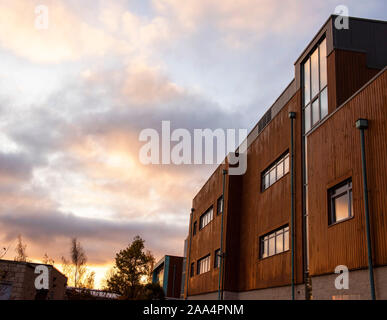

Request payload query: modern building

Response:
[0,259,67,300]
[152,255,183,299]
[184,15,387,300]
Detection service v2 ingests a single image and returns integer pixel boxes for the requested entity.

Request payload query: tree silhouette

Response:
[61,238,95,289]
[14,235,28,262]
[106,235,155,299]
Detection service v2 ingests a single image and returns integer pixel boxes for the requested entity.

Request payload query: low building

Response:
[0,259,67,300]
[152,255,183,299]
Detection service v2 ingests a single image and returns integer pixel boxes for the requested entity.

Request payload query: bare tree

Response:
[14,235,28,262]
[42,253,55,265]
[71,238,87,287]
[1,245,10,259]
[61,238,95,289]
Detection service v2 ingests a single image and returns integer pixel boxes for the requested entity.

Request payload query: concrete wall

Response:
[311,266,387,300]
[187,268,387,300]
[187,284,305,300]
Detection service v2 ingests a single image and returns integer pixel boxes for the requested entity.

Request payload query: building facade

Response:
[0,259,67,300]
[152,255,183,299]
[184,15,387,300]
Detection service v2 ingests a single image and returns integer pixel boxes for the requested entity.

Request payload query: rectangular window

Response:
[311,49,319,98]
[329,179,353,225]
[214,249,221,268]
[193,221,197,236]
[312,99,319,126]
[262,152,290,191]
[319,38,327,88]
[217,196,223,215]
[303,37,328,133]
[197,255,210,274]
[320,87,328,119]
[190,262,195,277]
[199,207,213,229]
[304,57,310,105]
[304,104,311,132]
[260,226,290,258]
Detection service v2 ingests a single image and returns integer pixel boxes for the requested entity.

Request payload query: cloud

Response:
[0,152,37,181]
[0,0,132,63]
[152,0,309,48]
[0,55,245,268]
[0,207,187,264]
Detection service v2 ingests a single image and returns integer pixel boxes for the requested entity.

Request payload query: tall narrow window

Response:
[190,262,195,277]
[217,196,223,215]
[303,37,328,133]
[214,249,221,268]
[329,179,353,225]
[193,221,197,236]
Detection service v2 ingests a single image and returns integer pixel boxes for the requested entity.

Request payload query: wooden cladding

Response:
[327,49,380,111]
[307,69,387,276]
[185,47,386,297]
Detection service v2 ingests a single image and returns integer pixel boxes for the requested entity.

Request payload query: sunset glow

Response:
[1,0,386,289]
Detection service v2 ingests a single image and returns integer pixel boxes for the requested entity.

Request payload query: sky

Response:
[1,0,386,288]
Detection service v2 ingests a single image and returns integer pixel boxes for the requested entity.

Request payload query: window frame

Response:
[302,36,328,134]
[214,249,221,268]
[259,225,290,259]
[190,262,195,278]
[197,254,211,275]
[261,151,290,191]
[328,179,353,225]
[217,196,223,215]
[199,206,214,230]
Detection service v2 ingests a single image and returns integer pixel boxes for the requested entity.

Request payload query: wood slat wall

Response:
[327,49,380,111]
[185,47,386,298]
[187,165,226,296]
[307,69,387,276]
[235,90,304,291]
